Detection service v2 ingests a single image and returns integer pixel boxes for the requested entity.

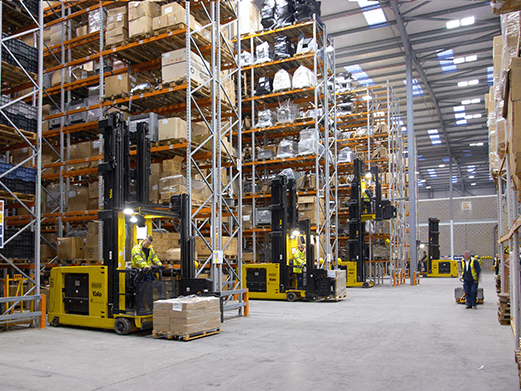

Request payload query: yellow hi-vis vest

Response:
[462,259,478,281]
[493,257,500,268]
[293,250,305,274]
[131,243,162,268]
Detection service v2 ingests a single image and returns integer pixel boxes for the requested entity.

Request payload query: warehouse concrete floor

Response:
[2,272,519,391]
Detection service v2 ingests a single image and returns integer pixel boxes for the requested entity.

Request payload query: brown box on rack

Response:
[105,74,130,97]
[129,15,153,38]
[150,163,161,202]
[84,246,99,260]
[85,233,98,248]
[158,117,187,141]
[41,244,57,261]
[164,248,181,262]
[107,5,128,29]
[106,28,128,46]
[68,186,89,212]
[162,156,184,176]
[76,25,88,38]
[298,208,325,226]
[242,205,253,229]
[162,49,210,86]
[88,181,99,199]
[87,221,99,235]
[57,237,85,260]
[128,1,161,20]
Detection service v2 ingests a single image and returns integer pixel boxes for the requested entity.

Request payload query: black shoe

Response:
[466,305,472,309]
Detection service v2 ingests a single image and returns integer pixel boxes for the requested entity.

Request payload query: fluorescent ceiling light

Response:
[426,186,432,189]
[453,106,465,112]
[471,98,481,104]
[452,176,458,183]
[465,55,477,62]
[468,79,479,85]
[427,129,439,134]
[456,119,467,125]
[461,16,475,26]
[464,115,472,120]
[446,20,460,29]
[471,182,477,186]
[469,175,475,179]
[439,164,445,168]
[454,113,466,119]
[473,114,482,119]
[453,57,465,64]
[362,8,387,25]
[462,99,471,105]
[428,169,437,178]
[420,179,426,182]
[458,81,468,87]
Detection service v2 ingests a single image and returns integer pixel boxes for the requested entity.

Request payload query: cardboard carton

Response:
[57,237,85,260]
[105,74,131,97]
[129,15,153,38]
[161,49,210,86]
[68,186,89,212]
[128,1,160,20]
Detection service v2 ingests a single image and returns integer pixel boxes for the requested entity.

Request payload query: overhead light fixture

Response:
[471,98,481,104]
[458,81,468,87]
[456,119,467,125]
[439,164,445,168]
[471,182,477,186]
[465,55,477,62]
[473,114,482,119]
[453,106,465,112]
[446,19,460,29]
[453,57,465,65]
[469,142,484,146]
[362,95,372,101]
[427,129,438,134]
[461,16,475,26]
[426,186,432,189]
[420,179,426,183]
[468,79,479,85]
[123,208,134,215]
[469,176,475,179]
[462,99,471,105]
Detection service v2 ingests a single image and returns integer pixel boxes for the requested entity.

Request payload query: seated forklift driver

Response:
[361,178,373,214]
[292,243,306,290]
[131,235,162,281]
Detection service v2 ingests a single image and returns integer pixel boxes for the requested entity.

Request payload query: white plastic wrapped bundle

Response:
[500,12,520,95]
[159,175,187,194]
[338,147,356,163]
[256,109,275,128]
[89,9,107,33]
[237,51,253,66]
[273,69,292,92]
[277,139,298,158]
[489,151,499,173]
[296,35,316,54]
[255,41,272,64]
[292,65,315,89]
[276,100,298,123]
[298,128,319,155]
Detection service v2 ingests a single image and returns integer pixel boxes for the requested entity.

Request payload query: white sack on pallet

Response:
[292,65,315,89]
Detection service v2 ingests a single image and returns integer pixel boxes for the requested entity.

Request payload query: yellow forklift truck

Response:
[243,175,338,302]
[421,218,458,278]
[338,159,396,288]
[48,113,211,334]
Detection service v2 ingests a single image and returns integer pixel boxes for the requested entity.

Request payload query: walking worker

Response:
[493,253,500,275]
[461,250,481,309]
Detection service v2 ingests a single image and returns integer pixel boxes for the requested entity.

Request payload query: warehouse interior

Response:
[1,0,521,389]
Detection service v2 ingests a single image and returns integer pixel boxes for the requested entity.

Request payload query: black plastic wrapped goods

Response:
[255,76,273,96]
[274,0,295,28]
[295,0,321,23]
[273,36,295,60]
[261,0,276,30]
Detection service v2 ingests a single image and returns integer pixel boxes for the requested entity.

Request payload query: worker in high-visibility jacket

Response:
[461,250,481,309]
[131,235,162,280]
[493,254,500,275]
[472,254,482,266]
[292,243,306,290]
[361,178,373,214]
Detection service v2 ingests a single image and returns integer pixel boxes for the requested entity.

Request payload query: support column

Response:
[406,54,417,283]
[450,162,454,260]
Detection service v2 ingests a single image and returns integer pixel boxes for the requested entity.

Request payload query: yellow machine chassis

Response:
[243,263,306,301]
[337,260,374,288]
[425,259,459,278]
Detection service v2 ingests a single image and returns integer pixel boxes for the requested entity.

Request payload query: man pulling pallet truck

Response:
[48,113,212,334]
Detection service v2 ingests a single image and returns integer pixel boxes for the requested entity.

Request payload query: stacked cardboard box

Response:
[153,296,221,336]
[68,185,89,212]
[88,181,100,210]
[153,2,195,32]
[129,1,160,39]
[298,195,325,226]
[84,221,100,260]
[57,237,85,260]
[105,74,132,97]
[242,205,253,229]
[508,57,521,191]
[106,5,128,47]
[327,269,347,297]
[162,48,210,86]
[152,231,180,259]
[195,236,238,257]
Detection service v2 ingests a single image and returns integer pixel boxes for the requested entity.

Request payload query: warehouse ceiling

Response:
[322,0,500,198]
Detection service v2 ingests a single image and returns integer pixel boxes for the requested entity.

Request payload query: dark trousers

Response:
[463,279,478,307]
[495,265,499,275]
[297,273,303,290]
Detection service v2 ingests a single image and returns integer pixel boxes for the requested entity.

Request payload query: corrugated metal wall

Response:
[417,195,497,258]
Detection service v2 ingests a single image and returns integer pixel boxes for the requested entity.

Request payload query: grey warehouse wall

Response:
[416,195,497,258]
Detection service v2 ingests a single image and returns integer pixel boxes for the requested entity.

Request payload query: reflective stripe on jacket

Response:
[493,257,500,268]
[131,243,162,268]
[293,249,305,274]
[462,259,479,281]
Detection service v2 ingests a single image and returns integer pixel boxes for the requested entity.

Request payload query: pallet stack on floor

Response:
[498,293,511,325]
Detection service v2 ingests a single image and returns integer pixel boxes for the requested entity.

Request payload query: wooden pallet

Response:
[1,61,37,88]
[0,190,35,203]
[152,327,221,341]
[0,258,33,265]
[102,92,129,102]
[0,123,36,148]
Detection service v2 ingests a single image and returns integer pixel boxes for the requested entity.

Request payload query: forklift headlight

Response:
[123,208,134,215]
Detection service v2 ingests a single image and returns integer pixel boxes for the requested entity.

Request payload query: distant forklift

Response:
[337,159,396,288]
[48,113,211,334]
[243,175,339,301]
[420,218,458,278]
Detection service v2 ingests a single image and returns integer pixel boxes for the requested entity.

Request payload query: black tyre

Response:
[286,292,297,302]
[50,316,59,327]
[114,318,132,335]
[362,282,370,289]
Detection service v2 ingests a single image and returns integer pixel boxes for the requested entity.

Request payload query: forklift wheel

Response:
[50,316,60,327]
[286,292,297,302]
[362,282,370,289]
[114,318,132,335]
